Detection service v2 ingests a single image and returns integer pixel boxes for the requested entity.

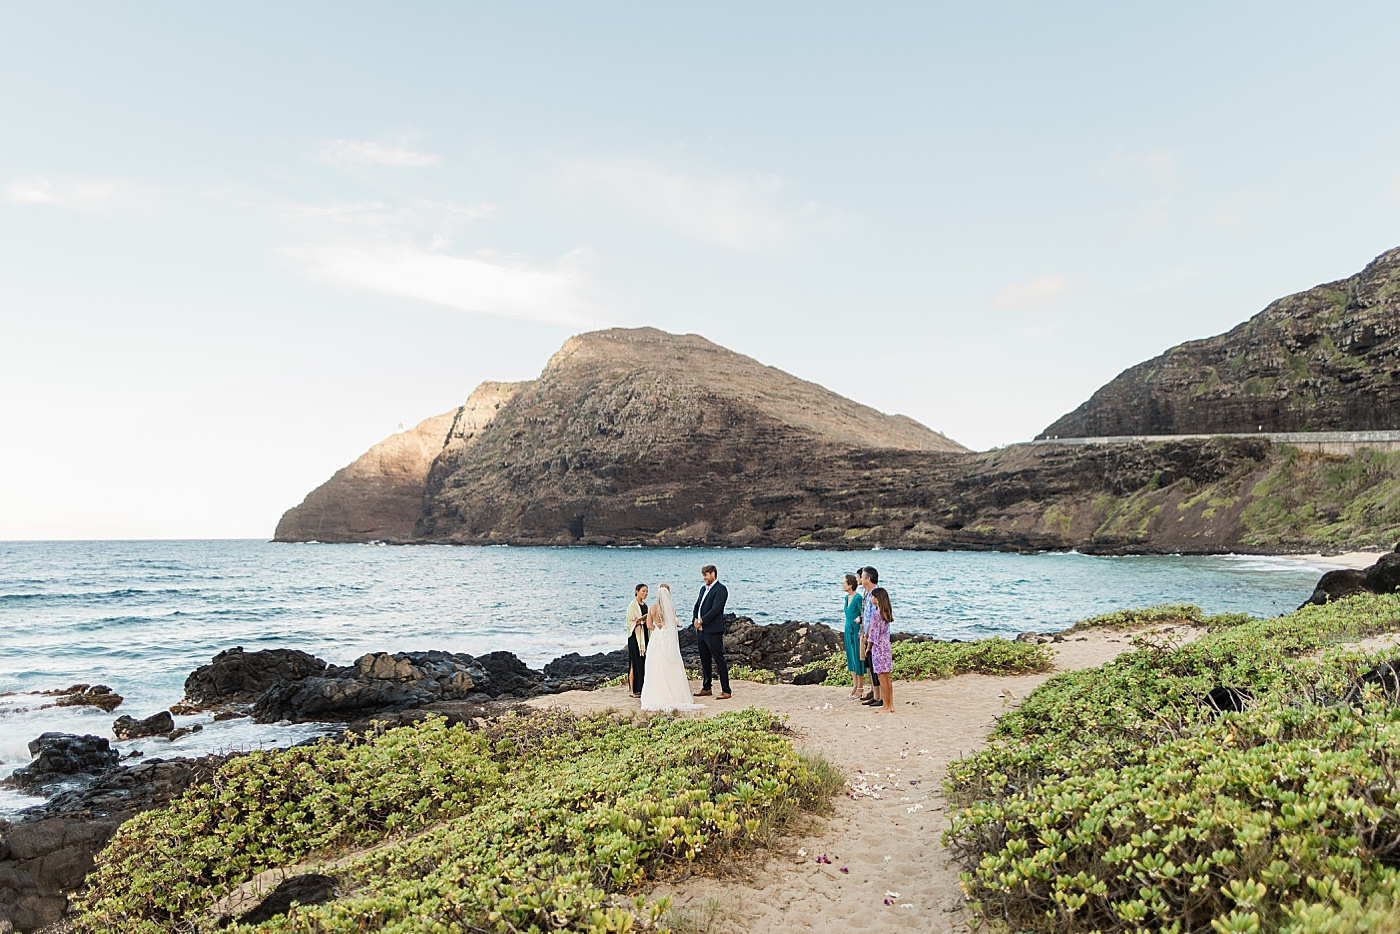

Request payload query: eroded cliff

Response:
[1041,247,1400,438]
[273,382,524,543]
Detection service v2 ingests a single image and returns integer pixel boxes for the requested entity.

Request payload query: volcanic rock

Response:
[541,650,630,691]
[1042,247,1400,438]
[1,735,119,796]
[678,617,845,672]
[43,685,123,713]
[274,381,526,543]
[1303,548,1400,606]
[252,651,487,723]
[1305,568,1371,606]
[112,711,175,740]
[0,753,229,931]
[792,667,829,685]
[180,647,328,711]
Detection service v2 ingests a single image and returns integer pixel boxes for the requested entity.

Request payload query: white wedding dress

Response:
[641,587,705,712]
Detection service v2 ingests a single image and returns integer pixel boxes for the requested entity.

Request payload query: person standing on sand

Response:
[859,567,882,706]
[867,586,895,713]
[842,574,867,699]
[626,584,649,698]
[692,565,731,699]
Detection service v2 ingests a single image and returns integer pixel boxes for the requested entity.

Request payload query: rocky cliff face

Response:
[273,381,524,543]
[416,328,967,544]
[278,311,1400,554]
[1041,247,1400,438]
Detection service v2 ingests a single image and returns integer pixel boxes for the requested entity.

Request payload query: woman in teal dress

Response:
[842,573,867,699]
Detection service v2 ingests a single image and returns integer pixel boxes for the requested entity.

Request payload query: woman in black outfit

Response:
[626,583,649,697]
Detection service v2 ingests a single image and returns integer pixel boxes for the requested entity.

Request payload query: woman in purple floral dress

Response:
[868,587,895,713]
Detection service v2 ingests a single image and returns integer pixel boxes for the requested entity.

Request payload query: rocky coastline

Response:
[0,613,888,931]
[5,541,1397,931]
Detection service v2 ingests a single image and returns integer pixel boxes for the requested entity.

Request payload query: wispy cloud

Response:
[1099,146,1181,192]
[5,177,125,210]
[286,242,594,326]
[1096,146,1183,231]
[566,158,832,251]
[323,137,441,169]
[278,200,392,220]
[993,272,1071,309]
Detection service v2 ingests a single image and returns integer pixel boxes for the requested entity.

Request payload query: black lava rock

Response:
[2,733,120,794]
[252,651,491,723]
[112,711,175,740]
[182,646,328,709]
[542,650,630,691]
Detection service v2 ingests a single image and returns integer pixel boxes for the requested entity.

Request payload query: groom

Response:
[692,564,731,699]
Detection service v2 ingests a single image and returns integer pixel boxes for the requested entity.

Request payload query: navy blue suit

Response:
[693,582,730,693]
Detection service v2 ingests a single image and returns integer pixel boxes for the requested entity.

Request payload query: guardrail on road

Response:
[1027,430,1400,455]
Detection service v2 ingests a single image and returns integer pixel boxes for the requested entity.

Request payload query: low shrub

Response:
[945,593,1400,934]
[795,637,1053,687]
[1071,602,1204,629]
[76,708,837,934]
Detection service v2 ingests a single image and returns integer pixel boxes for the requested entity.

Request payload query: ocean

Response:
[0,539,1333,817]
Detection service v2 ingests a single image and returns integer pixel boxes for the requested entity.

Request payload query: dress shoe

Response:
[694,689,713,696]
[716,692,732,700]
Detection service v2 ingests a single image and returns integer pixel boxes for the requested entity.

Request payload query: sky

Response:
[3,3,1399,539]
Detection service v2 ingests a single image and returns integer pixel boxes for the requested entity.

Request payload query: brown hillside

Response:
[273,382,523,543]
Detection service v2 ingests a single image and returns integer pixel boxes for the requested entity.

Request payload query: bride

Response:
[640,584,705,712]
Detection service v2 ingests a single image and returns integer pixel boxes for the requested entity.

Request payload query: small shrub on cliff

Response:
[944,593,1400,934]
[76,708,835,934]
[796,637,1053,687]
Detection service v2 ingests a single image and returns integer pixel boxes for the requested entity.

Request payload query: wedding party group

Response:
[624,564,729,712]
[621,564,897,714]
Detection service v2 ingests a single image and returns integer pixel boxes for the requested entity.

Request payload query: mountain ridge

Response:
[1041,247,1400,438]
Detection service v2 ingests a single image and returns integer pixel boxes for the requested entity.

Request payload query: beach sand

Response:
[529,628,1198,933]
[1286,551,1387,568]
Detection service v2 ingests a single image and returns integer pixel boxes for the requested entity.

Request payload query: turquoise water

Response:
[0,540,1331,814]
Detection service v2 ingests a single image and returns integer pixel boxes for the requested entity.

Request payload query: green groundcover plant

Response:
[944,593,1400,934]
[75,708,839,934]
[1069,603,1256,631]
[796,637,1054,687]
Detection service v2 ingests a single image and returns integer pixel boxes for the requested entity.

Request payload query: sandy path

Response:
[528,629,1186,933]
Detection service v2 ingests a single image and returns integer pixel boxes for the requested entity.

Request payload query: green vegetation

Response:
[76,709,837,934]
[795,637,1053,687]
[1070,602,1255,630]
[945,594,1400,934]
[1241,448,1400,548]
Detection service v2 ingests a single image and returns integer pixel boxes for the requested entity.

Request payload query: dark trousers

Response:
[698,628,730,694]
[627,630,647,695]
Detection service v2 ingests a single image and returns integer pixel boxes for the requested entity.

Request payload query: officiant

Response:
[626,583,649,697]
